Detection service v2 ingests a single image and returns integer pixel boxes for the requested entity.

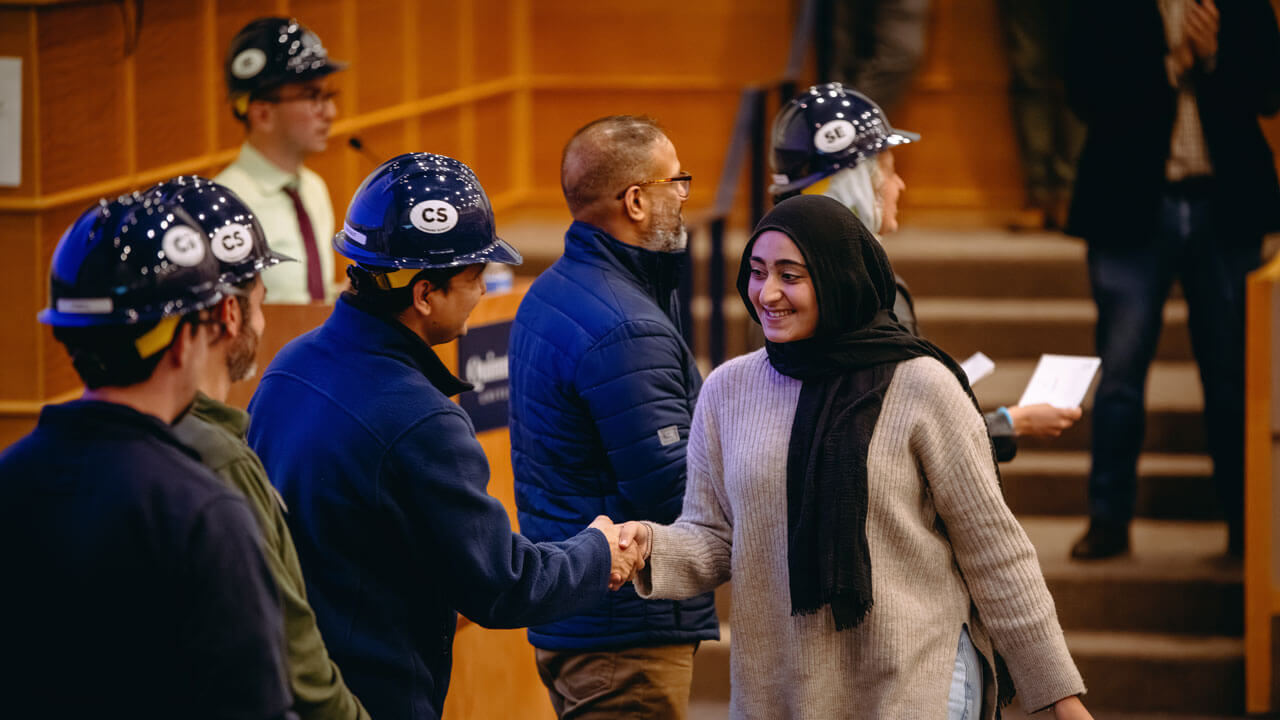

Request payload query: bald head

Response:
[561,115,667,218]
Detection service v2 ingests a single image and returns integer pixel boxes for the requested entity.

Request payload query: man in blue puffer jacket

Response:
[509,115,720,718]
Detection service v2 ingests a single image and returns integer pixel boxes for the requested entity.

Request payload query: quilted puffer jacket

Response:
[508,220,720,650]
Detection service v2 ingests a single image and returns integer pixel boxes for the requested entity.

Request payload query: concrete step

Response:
[1062,631,1243,716]
[915,297,1193,362]
[1023,517,1241,636]
[886,227,1093,299]
[1001,451,1219,521]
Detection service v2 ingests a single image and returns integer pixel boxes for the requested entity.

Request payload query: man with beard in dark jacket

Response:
[509,115,720,719]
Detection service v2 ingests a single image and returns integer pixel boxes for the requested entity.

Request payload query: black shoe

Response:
[1070,522,1130,560]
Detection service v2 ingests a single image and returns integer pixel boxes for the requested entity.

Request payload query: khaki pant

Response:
[535,643,698,720]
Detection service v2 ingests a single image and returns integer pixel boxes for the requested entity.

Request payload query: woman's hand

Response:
[1051,695,1093,720]
[1008,404,1082,438]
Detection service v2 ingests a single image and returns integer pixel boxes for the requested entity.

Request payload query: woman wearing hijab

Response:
[770,82,1082,462]
[616,195,1091,719]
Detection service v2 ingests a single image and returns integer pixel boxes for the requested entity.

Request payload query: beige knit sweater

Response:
[635,350,1084,719]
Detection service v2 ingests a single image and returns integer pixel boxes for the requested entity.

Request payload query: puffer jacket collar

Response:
[563,221,687,325]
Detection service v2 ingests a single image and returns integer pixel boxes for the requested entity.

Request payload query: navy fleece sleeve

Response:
[575,320,693,523]
[389,407,611,629]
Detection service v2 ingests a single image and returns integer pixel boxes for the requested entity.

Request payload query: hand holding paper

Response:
[1018,354,1101,409]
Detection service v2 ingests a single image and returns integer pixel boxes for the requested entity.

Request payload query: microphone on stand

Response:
[348,136,383,165]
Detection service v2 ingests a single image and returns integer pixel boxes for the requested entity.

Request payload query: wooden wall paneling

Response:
[36,3,127,195]
[530,0,789,80]
[133,1,208,174]
[417,105,466,168]
[527,89,741,210]
[39,201,84,399]
[415,1,463,98]
[350,0,403,115]
[471,93,515,198]
[472,0,514,84]
[0,7,39,200]
[892,0,1022,215]
[511,0,532,195]
[0,212,41,402]
[399,2,421,151]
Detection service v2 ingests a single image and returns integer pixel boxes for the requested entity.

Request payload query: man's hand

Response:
[1008,404,1082,438]
[588,515,643,591]
[1184,0,1220,61]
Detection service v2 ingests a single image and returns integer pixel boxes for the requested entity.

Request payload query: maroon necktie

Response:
[283,185,325,302]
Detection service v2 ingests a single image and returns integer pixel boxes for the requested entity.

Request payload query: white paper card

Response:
[0,58,19,187]
[959,351,995,386]
[1018,354,1101,408]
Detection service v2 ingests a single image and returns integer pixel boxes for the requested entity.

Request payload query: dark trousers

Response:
[1086,182,1259,538]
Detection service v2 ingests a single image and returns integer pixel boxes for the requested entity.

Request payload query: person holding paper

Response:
[769,83,1082,461]
[613,196,1091,720]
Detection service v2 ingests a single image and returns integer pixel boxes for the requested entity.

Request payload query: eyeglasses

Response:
[616,172,693,200]
[258,87,340,112]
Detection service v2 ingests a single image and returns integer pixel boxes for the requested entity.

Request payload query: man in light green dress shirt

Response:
[216,17,345,304]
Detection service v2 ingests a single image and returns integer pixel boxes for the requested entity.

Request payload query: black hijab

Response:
[736,194,1002,633]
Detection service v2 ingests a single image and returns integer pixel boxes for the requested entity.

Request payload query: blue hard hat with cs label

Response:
[334,152,523,271]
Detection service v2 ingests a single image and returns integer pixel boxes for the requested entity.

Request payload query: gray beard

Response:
[642,216,688,253]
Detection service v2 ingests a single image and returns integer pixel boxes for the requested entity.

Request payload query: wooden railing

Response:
[1245,249,1280,713]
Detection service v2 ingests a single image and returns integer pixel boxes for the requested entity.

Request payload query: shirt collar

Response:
[235,141,300,195]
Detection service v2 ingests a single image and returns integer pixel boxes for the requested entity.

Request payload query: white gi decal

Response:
[657,425,680,447]
[211,223,254,264]
[231,49,267,79]
[813,119,856,154]
[410,200,459,234]
[161,226,206,267]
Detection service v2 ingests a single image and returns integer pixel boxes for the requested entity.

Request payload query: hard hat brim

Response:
[768,128,920,196]
[334,231,523,269]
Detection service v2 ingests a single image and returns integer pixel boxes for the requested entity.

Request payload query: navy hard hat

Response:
[39,193,226,328]
[147,175,295,284]
[769,82,920,195]
[225,17,346,116]
[334,152,522,272]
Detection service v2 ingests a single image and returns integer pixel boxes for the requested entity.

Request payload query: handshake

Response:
[588,516,652,591]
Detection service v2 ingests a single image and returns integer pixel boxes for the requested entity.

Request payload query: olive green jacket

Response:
[174,392,371,720]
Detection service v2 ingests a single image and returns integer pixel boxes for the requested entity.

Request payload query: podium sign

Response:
[456,320,512,433]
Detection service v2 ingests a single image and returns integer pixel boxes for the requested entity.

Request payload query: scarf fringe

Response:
[789,597,874,632]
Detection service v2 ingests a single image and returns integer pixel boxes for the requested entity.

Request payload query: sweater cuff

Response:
[1001,630,1086,713]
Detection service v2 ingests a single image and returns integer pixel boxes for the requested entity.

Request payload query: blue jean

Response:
[1086,184,1259,534]
[948,625,982,720]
